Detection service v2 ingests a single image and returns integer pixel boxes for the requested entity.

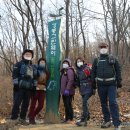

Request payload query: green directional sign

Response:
[45,19,62,123]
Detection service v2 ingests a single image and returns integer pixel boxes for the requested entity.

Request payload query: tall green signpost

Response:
[45,19,62,123]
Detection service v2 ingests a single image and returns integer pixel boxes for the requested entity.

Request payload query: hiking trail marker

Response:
[45,19,62,123]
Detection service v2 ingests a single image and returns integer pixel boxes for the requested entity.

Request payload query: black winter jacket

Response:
[12,59,37,91]
[92,54,122,86]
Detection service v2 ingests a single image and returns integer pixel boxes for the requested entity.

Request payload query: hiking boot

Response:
[61,119,67,123]
[18,118,29,125]
[76,120,87,127]
[114,125,122,130]
[87,115,90,121]
[101,121,111,128]
[80,115,90,121]
[8,119,19,125]
[66,120,75,124]
[29,119,36,125]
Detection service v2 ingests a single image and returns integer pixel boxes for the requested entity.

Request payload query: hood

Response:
[62,58,72,67]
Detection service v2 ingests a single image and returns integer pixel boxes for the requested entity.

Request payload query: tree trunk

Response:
[40,0,45,58]
[77,0,86,59]
[65,0,70,58]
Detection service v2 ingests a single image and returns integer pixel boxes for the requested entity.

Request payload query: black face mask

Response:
[39,64,45,67]
[23,56,32,61]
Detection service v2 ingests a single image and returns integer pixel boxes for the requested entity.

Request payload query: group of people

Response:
[11,49,49,125]
[11,42,122,130]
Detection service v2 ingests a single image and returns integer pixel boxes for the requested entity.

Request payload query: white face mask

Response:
[77,62,83,67]
[24,56,32,61]
[63,63,69,69]
[100,48,108,54]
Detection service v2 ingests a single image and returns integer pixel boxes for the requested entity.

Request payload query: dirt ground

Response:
[18,124,130,130]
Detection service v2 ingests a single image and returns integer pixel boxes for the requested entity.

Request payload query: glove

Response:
[92,82,96,90]
[92,89,96,95]
[117,81,122,88]
[13,78,19,86]
[13,78,19,91]
[64,89,70,96]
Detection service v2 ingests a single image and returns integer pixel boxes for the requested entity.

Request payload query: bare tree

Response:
[0,0,48,74]
[101,0,130,60]
[10,0,47,58]
[65,0,70,58]
[77,0,87,59]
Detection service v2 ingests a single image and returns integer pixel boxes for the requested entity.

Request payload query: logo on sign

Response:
[47,80,56,91]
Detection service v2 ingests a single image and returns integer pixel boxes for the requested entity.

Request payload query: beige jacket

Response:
[37,72,47,90]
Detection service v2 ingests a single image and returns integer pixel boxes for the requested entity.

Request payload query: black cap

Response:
[22,49,34,58]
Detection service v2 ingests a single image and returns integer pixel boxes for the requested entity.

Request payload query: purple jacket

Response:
[60,67,75,95]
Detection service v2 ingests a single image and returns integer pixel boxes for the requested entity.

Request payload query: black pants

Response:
[62,95,73,121]
[11,89,31,120]
[98,85,121,127]
[81,93,92,121]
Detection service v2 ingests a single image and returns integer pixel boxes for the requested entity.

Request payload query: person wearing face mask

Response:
[92,42,122,130]
[28,58,49,124]
[60,58,75,124]
[11,49,38,125]
[75,57,94,127]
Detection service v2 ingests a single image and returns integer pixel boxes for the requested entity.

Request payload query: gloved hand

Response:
[13,78,19,86]
[92,82,96,90]
[92,89,96,95]
[13,78,19,91]
[117,81,122,88]
[64,89,70,96]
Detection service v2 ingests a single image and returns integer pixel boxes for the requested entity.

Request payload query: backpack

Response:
[83,65,91,77]
[82,64,92,85]
[63,67,78,88]
[19,63,34,89]
[20,64,34,79]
